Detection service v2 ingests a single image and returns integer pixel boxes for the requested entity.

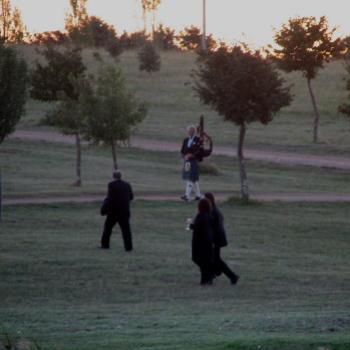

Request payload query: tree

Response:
[0,0,11,40]
[338,56,350,122]
[31,45,87,185]
[153,24,176,50]
[0,0,27,43]
[119,30,148,49]
[194,45,291,200]
[273,16,344,143]
[177,25,216,51]
[0,42,27,144]
[31,45,86,101]
[67,16,123,57]
[138,41,161,73]
[141,0,161,37]
[44,77,92,186]
[84,65,147,170]
[65,0,88,30]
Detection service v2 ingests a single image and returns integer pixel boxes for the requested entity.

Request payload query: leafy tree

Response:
[119,30,148,49]
[138,41,161,73]
[29,30,68,45]
[44,77,92,186]
[30,45,87,185]
[338,57,350,122]
[0,0,27,43]
[141,0,161,37]
[65,0,88,30]
[273,16,344,143]
[194,45,291,200]
[84,65,147,170]
[0,0,11,40]
[177,25,216,51]
[67,16,122,57]
[0,42,27,144]
[31,45,86,101]
[153,24,176,50]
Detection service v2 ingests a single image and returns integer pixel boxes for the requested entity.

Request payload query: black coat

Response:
[211,206,228,248]
[181,136,201,158]
[101,179,134,217]
[190,212,214,265]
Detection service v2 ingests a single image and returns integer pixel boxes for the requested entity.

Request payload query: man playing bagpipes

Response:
[180,116,213,201]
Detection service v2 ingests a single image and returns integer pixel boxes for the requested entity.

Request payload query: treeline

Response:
[29,23,216,53]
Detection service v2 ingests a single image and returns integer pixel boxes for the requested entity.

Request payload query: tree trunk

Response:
[152,5,156,39]
[142,4,147,33]
[73,133,82,186]
[307,78,320,143]
[237,123,249,201]
[111,141,118,170]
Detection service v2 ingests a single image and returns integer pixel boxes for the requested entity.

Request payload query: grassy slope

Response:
[1,139,349,198]
[1,201,350,349]
[16,46,350,156]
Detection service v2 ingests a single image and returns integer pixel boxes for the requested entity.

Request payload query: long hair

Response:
[198,198,211,213]
[204,192,216,208]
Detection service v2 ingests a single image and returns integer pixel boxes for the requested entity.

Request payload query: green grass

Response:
[16,46,350,156]
[1,139,350,198]
[1,201,350,349]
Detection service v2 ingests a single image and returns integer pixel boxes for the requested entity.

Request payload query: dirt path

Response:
[11,130,350,170]
[3,192,350,206]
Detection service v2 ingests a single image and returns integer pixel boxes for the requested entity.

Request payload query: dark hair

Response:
[113,170,122,180]
[198,198,211,213]
[204,192,215,207]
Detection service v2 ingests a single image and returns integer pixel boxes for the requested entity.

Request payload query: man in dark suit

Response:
[100,171,134,251]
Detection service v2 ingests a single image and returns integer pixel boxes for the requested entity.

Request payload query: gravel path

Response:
[3,192,350,206]
[12,130,350,170]
[4,130,350,205]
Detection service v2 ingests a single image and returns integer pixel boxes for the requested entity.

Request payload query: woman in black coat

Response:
[205,193,239,285]
[190,198,215,285]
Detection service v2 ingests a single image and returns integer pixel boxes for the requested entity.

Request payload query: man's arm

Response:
[129,183,134,201]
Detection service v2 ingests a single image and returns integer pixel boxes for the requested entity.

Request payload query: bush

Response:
[198,161,220,176]
[138,42,161,73]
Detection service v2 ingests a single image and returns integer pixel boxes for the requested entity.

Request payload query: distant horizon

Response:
[11,0,350,48]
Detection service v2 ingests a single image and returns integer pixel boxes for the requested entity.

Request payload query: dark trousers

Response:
[198,262,214,284]
[192,257,214,284]
[214,246,238,281]
[101,215,133,251]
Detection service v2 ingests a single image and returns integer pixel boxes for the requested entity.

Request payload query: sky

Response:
[11,0,350,48]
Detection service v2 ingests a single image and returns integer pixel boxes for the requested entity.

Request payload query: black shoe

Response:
[101,245,109,249]
[181,195,189,201]
[194,196,202,201]
[231,275,240,285]
[200,278,214,286]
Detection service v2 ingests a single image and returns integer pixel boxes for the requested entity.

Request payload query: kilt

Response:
[182,159,199,182]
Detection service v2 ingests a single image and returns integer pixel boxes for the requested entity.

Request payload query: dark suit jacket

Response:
[181,136,201,158]
[103,179,134,217]
[211,206,228,248]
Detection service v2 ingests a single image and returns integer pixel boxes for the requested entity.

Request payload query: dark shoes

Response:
[181,195,202,201]
[101,246,109,249]
[231,275,240,285]
[200,280,214,286]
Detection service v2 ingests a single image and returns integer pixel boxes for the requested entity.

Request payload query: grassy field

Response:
[1,139,350,198]
[15,46,350,156]
[1,200,350,349]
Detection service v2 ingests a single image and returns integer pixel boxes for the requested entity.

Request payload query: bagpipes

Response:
[196,115,213,162]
